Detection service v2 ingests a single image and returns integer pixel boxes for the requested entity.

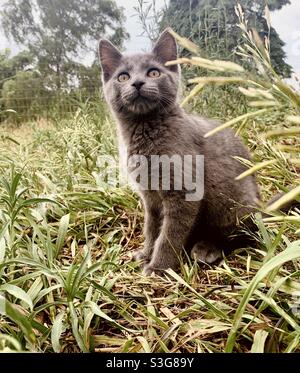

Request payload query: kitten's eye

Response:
[147,68,160,78]
[118,72,130,82]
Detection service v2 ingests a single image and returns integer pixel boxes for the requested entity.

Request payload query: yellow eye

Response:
[148,68,160,78]
[118,73,130,82]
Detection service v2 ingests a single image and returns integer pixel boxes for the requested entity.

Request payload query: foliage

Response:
[0,49,34,90]
[0,0,128,91]
[161,0,292,78]
[134,0,168,42]
[1,71,50,118]
[168,4,300,198]
[0,52,101,122]
[0,49,36,117]
[0,88,300,352]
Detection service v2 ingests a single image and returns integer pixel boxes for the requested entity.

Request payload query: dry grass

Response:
[0,100,299,353]
[1,118,54,144]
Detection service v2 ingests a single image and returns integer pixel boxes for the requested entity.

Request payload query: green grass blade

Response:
[0,284,33,311]
[226,242,300,352]
[55,213,70,257]
[51,311,65,353]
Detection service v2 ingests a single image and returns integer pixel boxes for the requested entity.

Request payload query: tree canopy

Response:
[1,0,128,90]
[0,49,33,90]
[162,0,292,78]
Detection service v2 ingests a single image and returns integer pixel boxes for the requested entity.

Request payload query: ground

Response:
[0,97,300,353]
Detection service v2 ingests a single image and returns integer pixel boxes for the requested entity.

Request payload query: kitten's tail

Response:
[265,192,300,215]
[232,192,299,248]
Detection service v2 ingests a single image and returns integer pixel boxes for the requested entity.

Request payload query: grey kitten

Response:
[99,29,260,275]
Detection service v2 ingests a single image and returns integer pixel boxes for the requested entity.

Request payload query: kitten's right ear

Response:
[99,39,122,82]
[152,28,178,72]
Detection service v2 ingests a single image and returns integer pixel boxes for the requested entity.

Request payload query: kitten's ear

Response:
[152,28,178,72]
[99,39,122,82]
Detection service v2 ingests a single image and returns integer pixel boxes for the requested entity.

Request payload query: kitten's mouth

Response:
[122,91,158,114]
[133,94,144,101]
[132,92,148,102]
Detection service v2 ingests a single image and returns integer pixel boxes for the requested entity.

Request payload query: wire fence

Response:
[2,64,299,125]
[0,65,103,123]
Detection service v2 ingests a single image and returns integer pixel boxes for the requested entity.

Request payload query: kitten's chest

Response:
[121,122,167,158]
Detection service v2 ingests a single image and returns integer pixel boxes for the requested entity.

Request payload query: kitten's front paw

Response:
[191,241,223,264]
[133,249,151,263]
[142,264,165,277]
[142,257,179,276]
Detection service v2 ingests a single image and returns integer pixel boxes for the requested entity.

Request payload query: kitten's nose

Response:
[132,80,145,91]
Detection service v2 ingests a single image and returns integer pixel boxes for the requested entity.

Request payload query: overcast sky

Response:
[0,0,299,78]
[271,0,300,78]
[122,0,167,52]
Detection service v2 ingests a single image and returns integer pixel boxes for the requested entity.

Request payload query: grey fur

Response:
[99,29,260,275]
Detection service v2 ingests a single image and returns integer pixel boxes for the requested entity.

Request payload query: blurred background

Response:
[0,0,299,121]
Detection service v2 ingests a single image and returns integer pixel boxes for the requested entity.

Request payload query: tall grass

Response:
[167,5,300,352]
[0,4,300,353]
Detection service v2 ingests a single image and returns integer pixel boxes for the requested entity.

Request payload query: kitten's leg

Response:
[134,192,163,264]
[143,197,198,275]
[191,241,223,264]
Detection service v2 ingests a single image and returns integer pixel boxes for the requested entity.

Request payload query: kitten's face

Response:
[99,29,179,116]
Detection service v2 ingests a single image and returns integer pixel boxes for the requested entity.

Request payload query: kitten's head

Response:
[99,29,179,116]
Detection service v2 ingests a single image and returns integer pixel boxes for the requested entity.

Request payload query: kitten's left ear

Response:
[152,28,178,72]
[99,39,122,82]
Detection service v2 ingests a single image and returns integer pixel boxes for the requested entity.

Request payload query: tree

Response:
[1,70,49,115]
[162,0,292,78]
[0,49,33,90]
[1,0,128,90]
[0,49,43,117]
